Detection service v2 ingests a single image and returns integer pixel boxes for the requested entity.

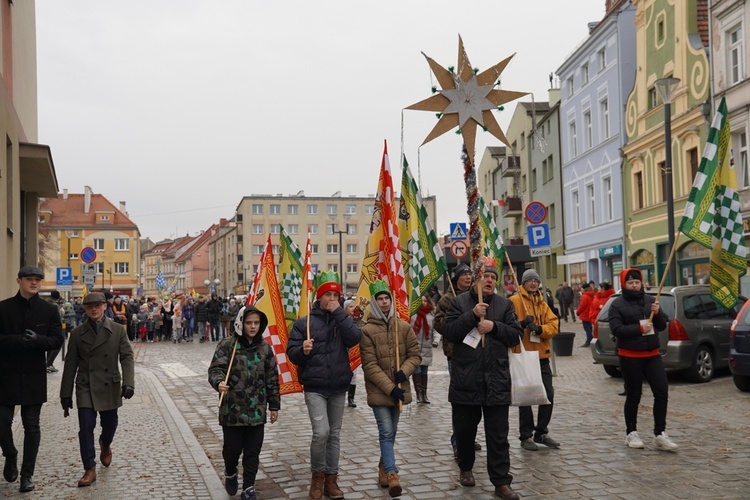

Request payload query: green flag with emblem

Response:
[478,196,506,288]
[278,225,304,329]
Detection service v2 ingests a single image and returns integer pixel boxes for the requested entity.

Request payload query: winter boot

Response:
[387,472,402,498]
[412,374,423,403]
[309,471,325,500]
[324,473,344,499]
[378,460,388,488]
[421,373,430,404]
[347,384,357,408]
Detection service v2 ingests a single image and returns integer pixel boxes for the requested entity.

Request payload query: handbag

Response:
[508,342,550,407]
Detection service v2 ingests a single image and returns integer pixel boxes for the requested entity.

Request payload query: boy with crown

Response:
[287,270,361,500]
[359,279,420,498]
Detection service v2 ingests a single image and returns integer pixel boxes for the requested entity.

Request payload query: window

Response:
[252,204,263,215]
[288,204,298,215]
[96,263,104,275]
[345,204,356,215]
[657,19,665,42]
[346,243,357,253]
[587,184,596,225]
[600,98,610,139]
[603,176,613,221]
[598,48,606,71]
[347,263,358,274]
[365,205,375,215]
[69,253,79,261]
[567,76,574,98]
[309,224,318,235]
[347,224,357,235]
[272,245,280,255]
[307,204,318,215]
[635,171,644,209]
[572,190,580,231]
[93,239,104,251]
[326,204,337,216]
[114,262,129,274]
[252,224,264,234]
[582,63,589,84]
[253,245,263,255]
[658,161,667,202]
[270,224,280,234]
[270,204,281,215]
[99,214,110,221]
[739,134,749,188]
[288,224,299,234]
[728,25,745,85]
[688,147,700,186]
[327,244,338,254]
[311,244,319,254]
[531,168,537,192]
[648,87,658,110]
[114,238,129,250]
[548,203,556,228]
[584,111,593,149]
[327,224,335,235]
[330,264,339,273]
[569,121,578,158]
[521,132,525,149]
[545,155,554,182]
[542,158,548,184]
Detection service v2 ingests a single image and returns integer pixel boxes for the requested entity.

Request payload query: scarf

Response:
[413,303,433,339]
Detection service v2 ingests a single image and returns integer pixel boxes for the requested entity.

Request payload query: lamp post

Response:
[214,278,221,297]
[654,77,680,286]
[204,279,211,296]
[329,218,349,292]
[107,266,113,293]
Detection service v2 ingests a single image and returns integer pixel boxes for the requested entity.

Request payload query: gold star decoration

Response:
[406,35,529,160]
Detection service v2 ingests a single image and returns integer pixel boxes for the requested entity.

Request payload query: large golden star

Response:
[406,35,529,160]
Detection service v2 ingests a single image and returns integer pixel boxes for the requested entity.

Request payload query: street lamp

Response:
[654,77,680,286]
[328,216,350,292]
[214,278,221,297]
[204,278,221,295]
[107,266,113,293]
[204,279,211,295]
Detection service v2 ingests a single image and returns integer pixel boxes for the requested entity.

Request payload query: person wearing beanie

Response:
[209,305,280,500]
[509,267,561,453]
[576,282,597,347]
[360,280,421,497]
[609,268,675,452]
[287,270,362,500]
[444,257,523,500]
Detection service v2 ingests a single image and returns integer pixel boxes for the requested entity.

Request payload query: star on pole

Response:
[406,35,529,160]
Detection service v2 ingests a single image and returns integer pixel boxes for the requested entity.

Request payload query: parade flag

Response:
[679,97,747,308]
[478,196,507,270]
[155,259,166,290]
[278,225,304,330]
[253,235,302,395]
[300,231,314,317]
[399,155,448,316]
[356,141,409,321]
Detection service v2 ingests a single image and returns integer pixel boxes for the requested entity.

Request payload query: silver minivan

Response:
[590,285,745,383]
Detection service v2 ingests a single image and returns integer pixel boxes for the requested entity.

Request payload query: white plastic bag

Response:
[509,343,550,407]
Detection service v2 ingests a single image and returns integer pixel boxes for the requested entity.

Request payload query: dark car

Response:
[591,285,746,383]
[729,300,750,392]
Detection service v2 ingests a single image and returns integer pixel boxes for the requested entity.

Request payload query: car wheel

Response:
[686,345,713,383]
[603,364,622,378]
[733,374,750,392]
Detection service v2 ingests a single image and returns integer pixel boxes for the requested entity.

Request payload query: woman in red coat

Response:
[576,281,597,347]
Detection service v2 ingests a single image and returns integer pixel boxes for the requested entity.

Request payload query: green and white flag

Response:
[278,225,304,326]
[399,156,448,316]
[478,196,506,285]
[679,97,747,308]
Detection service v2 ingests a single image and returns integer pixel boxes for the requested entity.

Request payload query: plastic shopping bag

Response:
[508,343,550,407]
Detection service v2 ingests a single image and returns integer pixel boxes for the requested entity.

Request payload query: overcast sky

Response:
[36,0,606,242]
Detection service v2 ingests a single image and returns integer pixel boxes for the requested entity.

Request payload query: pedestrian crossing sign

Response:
[449,222,467,241]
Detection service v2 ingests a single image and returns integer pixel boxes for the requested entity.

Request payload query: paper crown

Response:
[315,270,340,288]
[481,256,497,268]
[369,279,391,298]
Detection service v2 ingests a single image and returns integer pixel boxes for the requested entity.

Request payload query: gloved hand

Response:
[21,329,38,346]
[61,397,73,411]
[393,370,407,383]
[121,386,134,399]
[520,316,535,328]
[529,324,543,336]
[390,386,405,404]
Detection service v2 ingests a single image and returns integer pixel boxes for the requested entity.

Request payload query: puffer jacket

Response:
[590,288,615,320]
[361,314,421,407]
[576,289,596,322]
[509,287,559,359]
[287,302,362,395]
[444,290,522,406]
[208,306,280,426]
[609,290,668,352]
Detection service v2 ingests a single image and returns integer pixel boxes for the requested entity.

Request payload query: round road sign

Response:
[450,240,468,259]
[525,201,547,224]
[80,246,97,264]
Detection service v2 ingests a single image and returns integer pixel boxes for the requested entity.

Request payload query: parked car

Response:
[729,300,750,392]
[590,285,746,383]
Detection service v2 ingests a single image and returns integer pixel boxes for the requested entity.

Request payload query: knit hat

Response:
[521,269,541,285]
[315,270,341,300]
[343,299,355,309]
[453,263,472,280]
[619,268,642,288]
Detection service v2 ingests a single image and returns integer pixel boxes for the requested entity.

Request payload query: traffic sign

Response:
[81,247,97,264]
[530,247,552,257]
[450,240,468,259]
[81,263,97,276]
[527,223,551,248]
[56,267,72,291]
[82,275,96,286]
[449,222,467,241]
[525,201,548,224]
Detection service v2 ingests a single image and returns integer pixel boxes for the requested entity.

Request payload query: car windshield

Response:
[597,291,676,322]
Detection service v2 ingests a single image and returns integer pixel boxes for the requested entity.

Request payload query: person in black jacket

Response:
[0,266,64,493]
[609,268,676,452]
[287,271,361,500]
[444,259,523,500]
[207,294,223,342]
[195,296,210,342]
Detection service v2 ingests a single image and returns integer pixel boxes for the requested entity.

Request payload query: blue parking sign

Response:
[56,267,73,286]
[526,224,550,248]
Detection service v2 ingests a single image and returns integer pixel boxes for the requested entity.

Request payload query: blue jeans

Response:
[304,391,346,474]
[582,321,593,343]
[372,405,401,474]
[184,317,195,339]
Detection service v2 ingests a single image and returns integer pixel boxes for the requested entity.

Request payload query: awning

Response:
[19,142,58,197]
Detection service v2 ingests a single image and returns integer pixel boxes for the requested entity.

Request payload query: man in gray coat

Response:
[61,292,135,487]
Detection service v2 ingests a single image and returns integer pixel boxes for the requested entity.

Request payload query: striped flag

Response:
[155,259,166,290]
[300,231,314,317]
[399,155,447,316]
[679,97,747,308]
[278,225,304,331]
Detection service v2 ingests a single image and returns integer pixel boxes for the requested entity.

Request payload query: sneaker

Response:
[473,441,482,451]
[224,471,238,495]
[520,438,538,451]
[240,485,257,500]
[578,342,590,348]
[625,431,644,449]
[534,434,560,449]
[654,432,678,451]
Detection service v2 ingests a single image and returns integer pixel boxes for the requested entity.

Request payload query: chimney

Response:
[588,22,599,34]
[84,185,92,214]
[119,201,127,214]
[62,189,68,200]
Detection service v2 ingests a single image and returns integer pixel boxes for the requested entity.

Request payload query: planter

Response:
[552,331,575,356]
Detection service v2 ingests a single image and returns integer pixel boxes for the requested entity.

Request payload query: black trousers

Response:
[452,403,512,487]
[222,425,265,489]
[519,358,554,440]
[620,355,669,435]
[78,408,118,470]
[0,404,42,478]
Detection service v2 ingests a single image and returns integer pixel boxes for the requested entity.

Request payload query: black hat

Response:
[83,292,106,305]
[18,266,44,279]
[453,263,472,280]
[104,291,114,300]
[581,283,590,290]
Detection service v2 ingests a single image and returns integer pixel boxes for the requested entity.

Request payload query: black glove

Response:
[529,324,543,335]
[121,386,134,399]
[21,329,38,346]
[520,316,535,328]
[61,397,73,411]
[390,386,405,404]
[393,370,407,383]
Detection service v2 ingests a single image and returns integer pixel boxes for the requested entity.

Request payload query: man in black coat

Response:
[0,266,64,492]
[207,294,223,341]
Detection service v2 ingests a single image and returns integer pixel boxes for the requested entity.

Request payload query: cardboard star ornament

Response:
[406,35,529,160]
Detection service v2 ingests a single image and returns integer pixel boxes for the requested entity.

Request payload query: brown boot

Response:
[309,471,325,500]
[387,472,402,498]
[324,473,344,499]
[99,438,112,467]
[412,375,423,403]
[378,460,388,488]
[77,466,96,487]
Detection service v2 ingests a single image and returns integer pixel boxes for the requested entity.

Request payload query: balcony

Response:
[501,196,523,217]
[500,155,521,178]
[509,237,524,246]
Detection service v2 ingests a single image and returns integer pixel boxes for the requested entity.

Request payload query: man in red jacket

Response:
[576,281,597,347]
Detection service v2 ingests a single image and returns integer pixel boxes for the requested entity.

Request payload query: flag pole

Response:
[649,232,682,321]
[446,270,456,296]
[306,292,312,341]
[392,286,403,413]
[218,340,239,408]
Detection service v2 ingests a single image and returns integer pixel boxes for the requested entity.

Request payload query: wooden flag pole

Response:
[393,298,403,413]
[649,232,682,321]
[218,340,239,408]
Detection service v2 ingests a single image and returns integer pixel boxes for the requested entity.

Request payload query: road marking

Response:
[160,363,198,378]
